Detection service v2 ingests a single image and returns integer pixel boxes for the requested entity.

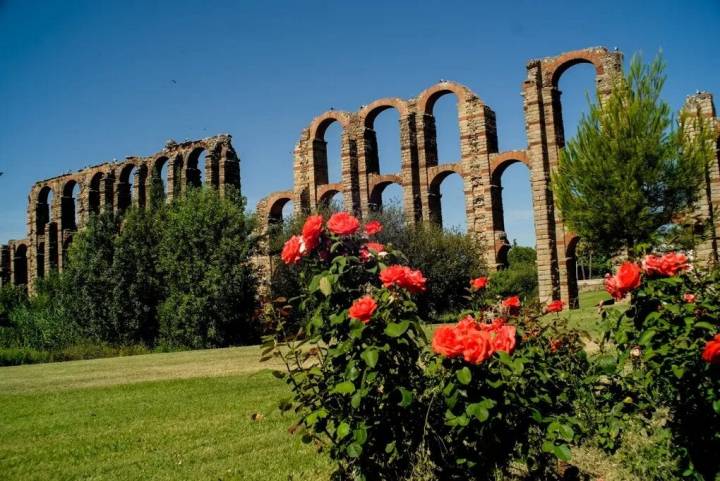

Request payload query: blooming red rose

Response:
[432,325,464,358]
[364,220,383,236]
[605,261,642,300]
[546,299,564,313]
[462,329,493,364]
[470,277,488,290]
[327,212,360,236]
[281,235,305,265]
[490,324,517,354]
[642,252,691,277]
[379,265,427,293]
[301,215,323,251]
[501,295,521,314]
[702,334,720,365]
[348,295,377,324]
[683,293,697,303]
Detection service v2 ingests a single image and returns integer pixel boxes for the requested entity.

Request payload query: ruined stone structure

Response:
[0,135,240,291]
[3,47,719,307]
[257,47,720,306]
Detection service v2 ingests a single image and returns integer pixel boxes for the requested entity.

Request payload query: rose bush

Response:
[593,253,720,480]
[264,212,590,480]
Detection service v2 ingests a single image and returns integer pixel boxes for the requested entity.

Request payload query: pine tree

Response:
[552,54,713,257]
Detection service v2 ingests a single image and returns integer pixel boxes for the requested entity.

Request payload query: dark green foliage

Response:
[270,205,487,318]
[158,187,259,348]
[489,246,538,301]
[552,53,712,257]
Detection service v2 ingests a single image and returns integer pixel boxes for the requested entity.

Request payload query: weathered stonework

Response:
[257,47,720,307]
[0,134,240,292]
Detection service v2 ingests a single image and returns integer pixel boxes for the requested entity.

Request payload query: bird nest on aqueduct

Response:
[2,46,719,308]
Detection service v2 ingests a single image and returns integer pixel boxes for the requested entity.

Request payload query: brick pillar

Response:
[133,169,146,208]
[293,131,313,215]
[101,175,115,213]
[683,92,720,264]
[416,113,437,222]
[357,126,377,218]
[0,245,10,287]
[166,156,178,202]
[400,110,422,223]
[343,119,362,215]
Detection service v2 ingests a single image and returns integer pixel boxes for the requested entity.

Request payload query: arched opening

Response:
[61,180,81,231]
[555,63,598,147]
[369,182,403,213]
[36,186,54,234]
[268,197,293,225]
[88,173,104,215]
[430,93,462,165]
[150,157,169,205]
[430,171,466,232]
[186,148,206,188]
[323,121,343,185]
[117,164,137,212]
[497,163,535,248]
[371,107,402,175]
[36,242,45,278]
[13,245,27,286]
[320,190,344,211]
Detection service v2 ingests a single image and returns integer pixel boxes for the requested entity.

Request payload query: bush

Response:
[158,187,259,348]
[588,254,719,479]
[488,246,538,301]
[267,212,587,480]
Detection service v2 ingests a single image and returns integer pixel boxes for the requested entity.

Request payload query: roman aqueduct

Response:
[3,47,719,306]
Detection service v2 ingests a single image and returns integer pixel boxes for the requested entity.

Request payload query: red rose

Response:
[470,277,488,290]
[301,215,323,251]
[432,325,464,358]
[490,324,517,354]
[462,329,493,365]
[281,235,305,265]
[546,299,564,313]
[360,242,387,262]
[379,265,427,293]
[549,339,563,353]
[348,295,377,324]
[702,334,720,365]
[364,220,383,236]
[605,261,641,300]
[642,252,691,277]
[683,293,696,303]
[327,212,360,236]
[501,295,521,314]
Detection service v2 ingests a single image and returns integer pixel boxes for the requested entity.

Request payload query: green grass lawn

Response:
[0,290,610,481]
[0,347,331,481]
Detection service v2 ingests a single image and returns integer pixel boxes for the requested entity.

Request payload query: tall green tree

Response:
[157,187,259,348]
[552,54,713,257]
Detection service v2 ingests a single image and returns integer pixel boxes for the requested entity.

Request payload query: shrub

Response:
[592,254,719,479]
[488,246,538,301]
[267,212,587,480]
[158,187,259,348]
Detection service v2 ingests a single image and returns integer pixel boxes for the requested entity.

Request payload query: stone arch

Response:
[318,184,343,208]
[12,243,28,286]
[416,81,482,115]
[427,165,465,227]
[544,49,610,89]
[185,147,206,188]
[61,179,81,231]
[359,99,408,176]
[308,112,351,190]
[149,156,169,203]
[266,191,294,224]
[368,175,403,211]
[35,185,54,234]
[117,163,139,212]
[88,172,106,215]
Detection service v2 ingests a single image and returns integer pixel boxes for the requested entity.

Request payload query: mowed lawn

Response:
[0,290,610,481]
[0,348,332,481]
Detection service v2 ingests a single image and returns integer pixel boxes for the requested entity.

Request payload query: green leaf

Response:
[638,329,656,346]
[360,348,379,368]
[384,320,410,337]
[336,422,351,439]
[553,443,572,462]
[456,367,472,385]
[713,400,720,415]
[694,321,716,331]
[398,387,413,407]
[346,443,362,458]
[353,426,368,445]
[465,402,489,422]
[384,441,396,454]
[351,393,362,409]
[333,381,356,395]
[319,276,332,297]
[671,364,685,379]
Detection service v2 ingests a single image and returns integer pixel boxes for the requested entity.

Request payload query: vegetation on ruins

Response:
[552,54,714,257]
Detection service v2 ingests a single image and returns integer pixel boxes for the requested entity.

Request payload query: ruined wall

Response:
[257,46,720,307]
[0,134,240,292]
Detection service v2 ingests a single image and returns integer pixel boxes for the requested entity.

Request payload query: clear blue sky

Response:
[1,0,718,247]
